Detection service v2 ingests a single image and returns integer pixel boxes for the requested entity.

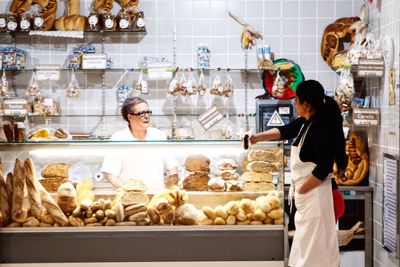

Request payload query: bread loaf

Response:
[11,159,28,223]
[182,172,210,191]
[184,155,210,172]
[217,169,238,180]
[24,159,44,220]
[225,180,243,192]
[241,172,273,182]
[246,161,278,173]
[55,15,87,31]
[39,177,67,193]
[175,203,198,225]
[247,150,277,162]
[122,179,146,192]
[39,188,69,227]
[207,177,226,192]
[243,182,275,192]
[6,172,13,206]
[121,191,149,207]
[57,182,77,215]
[0,174,11,226]
[217,159,238,170]
[41,163,70,178]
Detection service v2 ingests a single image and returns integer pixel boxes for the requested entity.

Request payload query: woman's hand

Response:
[249,134,259,144]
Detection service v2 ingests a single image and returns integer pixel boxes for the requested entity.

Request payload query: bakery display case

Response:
[0,140,287,264]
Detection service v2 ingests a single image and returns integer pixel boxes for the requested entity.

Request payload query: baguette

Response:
[24,159,44,220]
[11,159,28,223]
[38,187,69,226]
[0,174,11,226]
[6,173,13,207]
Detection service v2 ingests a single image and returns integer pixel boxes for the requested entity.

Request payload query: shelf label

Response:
[36,64,60,81]
[352,108,379,126]
[147,68,173,80]
[82,54,107,69]
[3,97,28,116]
[357,58,385,77]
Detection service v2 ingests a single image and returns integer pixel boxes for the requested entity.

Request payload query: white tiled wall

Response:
[366,1,400,267]
[1,0,363,138]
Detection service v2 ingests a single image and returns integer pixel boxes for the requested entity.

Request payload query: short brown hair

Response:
[121,97,148,122]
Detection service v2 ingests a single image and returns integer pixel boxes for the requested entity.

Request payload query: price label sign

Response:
[36,64,60,81]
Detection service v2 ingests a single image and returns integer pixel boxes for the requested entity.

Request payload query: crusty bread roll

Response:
[202,206,216,220]
[24,159,44,220]
[147,207,161,225]
[11,159,28,223]
[175,203,198,225]
[0,174,11,226]
[41,163,70,179]
[124,203,147,216]
[241,172,273,182]
[267,208,284,220]
[184,155,210,172]
[239,199,256,214]
[225,180,243,192]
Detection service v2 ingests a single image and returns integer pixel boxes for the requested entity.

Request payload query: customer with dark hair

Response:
[101,97,179,189]
[250,80,347,267]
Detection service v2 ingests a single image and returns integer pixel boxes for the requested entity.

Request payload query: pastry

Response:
[41,163,71,178]
[184,154,210,172]
[54,128,68,139]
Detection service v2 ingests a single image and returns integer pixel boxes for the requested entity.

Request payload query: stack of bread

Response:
[182,155,211,191]
[198,190,284,225]
[241,149,280,192]
[39,163,71,192]
[208,159,242,192]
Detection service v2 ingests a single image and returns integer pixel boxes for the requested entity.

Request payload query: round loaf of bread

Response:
[184,154,210,172]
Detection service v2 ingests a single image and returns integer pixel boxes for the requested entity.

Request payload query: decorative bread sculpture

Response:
[320,4,368,69]
[333,132,369,186]
[55,0,87,31]
[10,0,57,30]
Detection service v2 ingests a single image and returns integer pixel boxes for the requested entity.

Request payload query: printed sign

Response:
[267,110,285,126]
[36,64,60,81]
[82,54,107,69]
[352,108,379,126]
[357,58,385,77]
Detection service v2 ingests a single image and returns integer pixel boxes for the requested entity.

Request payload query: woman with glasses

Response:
[101,97,179,190]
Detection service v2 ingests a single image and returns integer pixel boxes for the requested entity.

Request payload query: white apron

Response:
[288,124,339,267]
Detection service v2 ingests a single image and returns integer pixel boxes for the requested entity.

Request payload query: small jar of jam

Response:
[88,12,99,31]
[0,14,7,32]
[32,13,44,30]
[118,12,131,31]
[19,13,31,32]
[7,13,18,32]
[102,13,115,31]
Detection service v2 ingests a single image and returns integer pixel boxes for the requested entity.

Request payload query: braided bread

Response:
[94,0,114,13]
[40,0,57,30]
[10,0,33,14]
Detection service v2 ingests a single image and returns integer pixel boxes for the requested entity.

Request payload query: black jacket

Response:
[278,113,347,184]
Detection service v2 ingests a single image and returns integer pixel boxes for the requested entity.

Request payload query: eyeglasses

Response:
[129,110,152,117]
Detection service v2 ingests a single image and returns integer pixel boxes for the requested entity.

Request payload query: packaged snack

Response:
[210,70,223,96]
[26,72,40,97]
[134,70,148,94]
[223,71,233,97]
[117,85,132,108]
[0,70,9,97]
[197,43,210,68]
[196,69,206,96]
[67,71,80,98]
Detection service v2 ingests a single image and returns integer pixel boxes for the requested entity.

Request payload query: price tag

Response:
[36,64,60,81]
[82,54,107,69]
[147,68,173,80]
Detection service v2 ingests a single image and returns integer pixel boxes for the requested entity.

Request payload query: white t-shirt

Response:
[100,127,176,191]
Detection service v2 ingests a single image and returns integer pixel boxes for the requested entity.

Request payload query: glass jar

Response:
[134,12,145,31]
[32,13,44,30]
[7,13,18,32]
[0,14,7,32]
[118,12,131,31]
[102,13,115,31]
[19,13,31,32]
[88,12,99,31]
